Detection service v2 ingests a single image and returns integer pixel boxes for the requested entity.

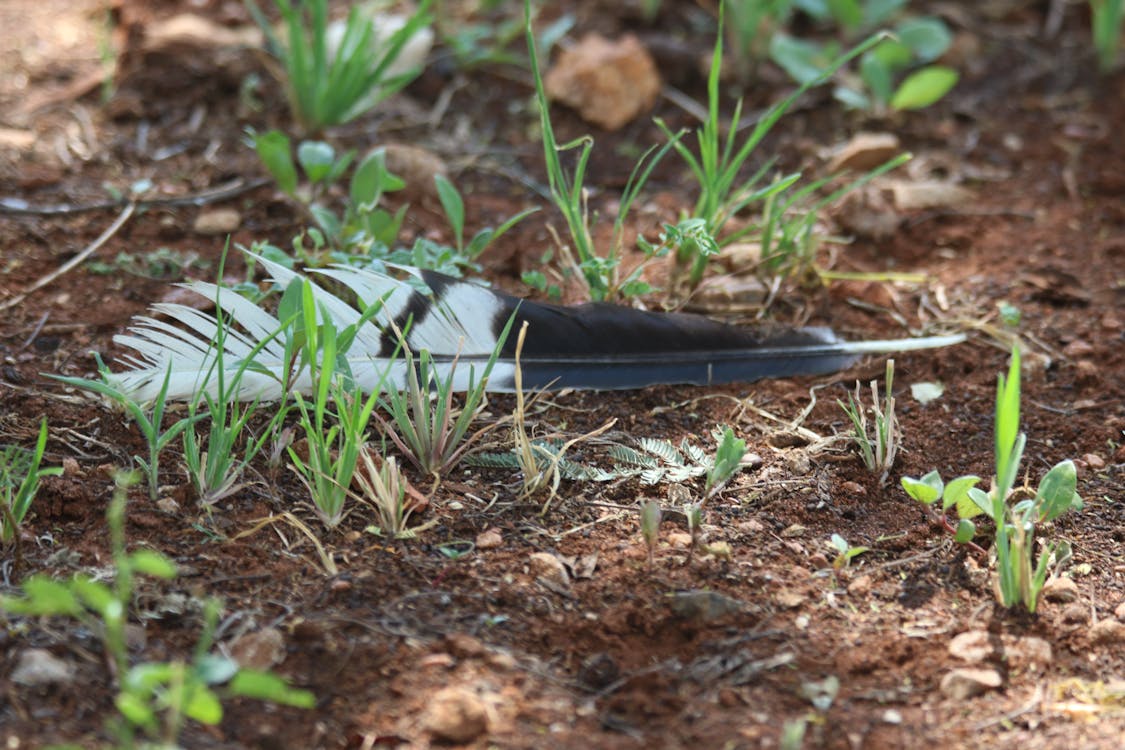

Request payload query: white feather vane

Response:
[108,250,966,403]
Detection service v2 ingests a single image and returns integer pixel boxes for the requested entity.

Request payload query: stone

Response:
[528,552,569,588]
[889,180,973,210]
[11,648,75,687]
[667,531,693,549]
[1081,453,1105,470]
[230,627,286,671]
[947,630,993,664]
[1089,619,1125,646]
[422,686,489,743]
[668,590,744,621]
[475,527,503,550]
[939,668,1002,700]
[192,208,241,235]
[545,33,661,131]
[847,574,874,596]
[827,132,901,173]
[1114,599,1125,621]
[1041,576,1079,603]
[1005,637,1052,669]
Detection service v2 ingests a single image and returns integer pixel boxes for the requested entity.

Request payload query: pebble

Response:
[422,686,489,743]
[475,527,503,550]
[947,630,994,663]
[1061,602,1089,624]
[827,132,901,173]
[1062,339,1095,358]
[889,180,973,210]
[11,649,75,686]
[1004,637,1053,669]
[668,590,744,621]
[1088,619,1125,646]
[1114,600,1125,621]
[230,627,285,671]
[545,33,661,130]
[380,143,448,197]
[847,574,873,596]
[528,552,569,588]
[1041,576,1079,603]
[192,208,241,235]
[939,668,1002,700]
[1081,453,1105,470]
[667,531,693,549]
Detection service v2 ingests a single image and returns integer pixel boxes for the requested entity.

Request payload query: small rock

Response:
[939,668,1002,700]
[691,274,769,311]
[528,552,569,588]
[667,531,693,549]
[1005,636,1052,669]
[143,14,263,51]
[419,653,455,669]
[1041,576,1079,603]
[847,574,874,596]
[1061,602,1089,624]
[669,590,744,621]
[11,649,75,686]
[785,451,812,476]
[1114,600,1125,621]
[1089,619,1125,646]
[1081,453,1105,470]
[717,242,762,272]
[948,630,994,664]
[422,686,489,743]
[192,208,241,235]
[840,481,866,497]
[545,33,661,131]
[774,588,806,609]
[889,180,973,210]
[446,633,485,659]
[737,519,765,534]
[1062,339,1095,358]
[475,527,503,550]
[827,132,901,173]
[230,628,285,671]
[781,524,806,539]
[0,127,36,150]
[380,143,448,197]
[808,552,830,570]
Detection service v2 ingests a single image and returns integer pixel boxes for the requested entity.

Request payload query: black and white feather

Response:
[111,253,965,402]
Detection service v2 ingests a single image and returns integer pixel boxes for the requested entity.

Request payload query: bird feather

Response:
[108,252,965,403]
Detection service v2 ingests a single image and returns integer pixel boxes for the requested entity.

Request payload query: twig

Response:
[0,202,135,312]
[0,177,269,216]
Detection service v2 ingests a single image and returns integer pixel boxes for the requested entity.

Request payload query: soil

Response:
[1,1,1123,749]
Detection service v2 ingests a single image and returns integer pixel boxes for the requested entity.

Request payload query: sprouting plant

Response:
[523,0,682,301]
[1,419,63,545]
[0,471,313,748]
[1091,0,1124,72]
[376,314,513,479]
[353,448,430,539]
[250,131,407,260]
[283,281,392,527]
[901,347,1084,612]
[52,358,200,502]
[433,173,538,261]
[837,359,899,484]
[86,248,208,280]
[246,0,433,132]
[684,501,703,564]
[655,17,892,287]
[705,426,747,498]
[639,499,663,571]
[770,5,958,113]
[828,533,869,570]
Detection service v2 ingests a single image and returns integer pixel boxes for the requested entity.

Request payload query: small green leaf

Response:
[895,17,952,62]
[954,518,976,544]
[196,654,240,685]
[128,549,178,579]
[967,487,993,519]
[769,33,828,85]
[6,576,83,617]
[115,691,156,728]
[1035,460,1083,521]
[901,470,942,504]
[251,130,297,196]
[350,149,404,209]
[830,533,848,553]
[942,475,981,516]
[860,51,893,105]
[230,670,317,708]
[297,141,336,183]
[433,174,464,249]
[890,66,958,111]
[183,684,224,725]
[833,85,870,110]
[71,576,116,616]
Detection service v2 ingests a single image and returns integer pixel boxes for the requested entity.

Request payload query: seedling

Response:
[901,347,1084,612]
[1,419,63,546]
[52,358,199,502]
[828,533,869,570]
[837,359,899,484]
[0,472,313,747]
[640,499,663,571]
[705,426,747,498]
[354,449,430,539]
[247,0,433,131]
